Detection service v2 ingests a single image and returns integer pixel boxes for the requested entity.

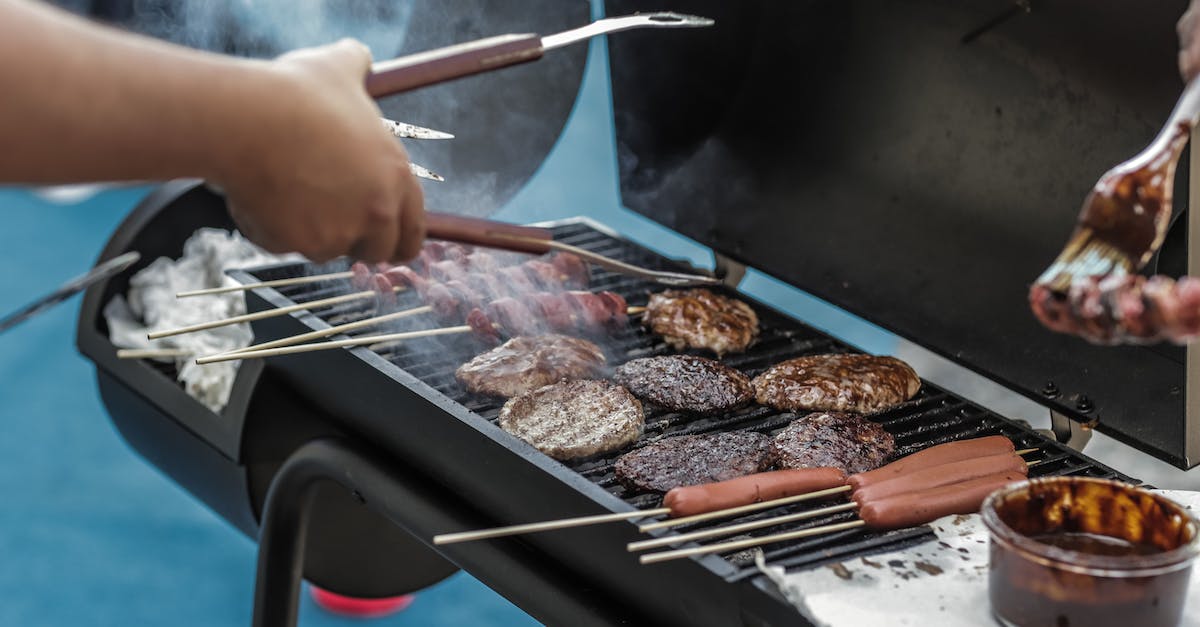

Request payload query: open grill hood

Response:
[605,0,1198,467]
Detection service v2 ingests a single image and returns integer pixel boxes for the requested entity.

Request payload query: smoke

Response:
[70,0,591,218]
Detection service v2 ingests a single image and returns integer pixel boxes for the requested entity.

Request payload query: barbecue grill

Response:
[73,1,1200,625]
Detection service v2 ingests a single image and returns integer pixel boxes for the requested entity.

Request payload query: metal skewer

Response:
[116,348,193,359]
[628,502,859,552]
[148,286,403,340]
[640,520,868,565]
[218,305,434,356]
[433,508,672,545]
[194,325,471,363]
[177,271,355,298]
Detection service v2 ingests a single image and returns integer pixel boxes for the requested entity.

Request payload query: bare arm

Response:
[0,0,425,262]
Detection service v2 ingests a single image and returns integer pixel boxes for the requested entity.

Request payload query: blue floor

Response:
[0,7,900,626]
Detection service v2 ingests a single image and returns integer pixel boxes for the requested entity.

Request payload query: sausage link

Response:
[858,471,1026,530]
[847,435,1015,490]
[852,453,1027,506]
[663,468,847,518]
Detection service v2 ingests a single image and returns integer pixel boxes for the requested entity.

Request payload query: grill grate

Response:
[242,221,1134,578]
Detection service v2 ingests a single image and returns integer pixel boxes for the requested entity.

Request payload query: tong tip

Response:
[644,12,716,27]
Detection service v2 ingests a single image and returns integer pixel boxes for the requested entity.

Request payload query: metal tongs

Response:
[364,12,715,97]
[426,214,720,287]
[372,12,719,286]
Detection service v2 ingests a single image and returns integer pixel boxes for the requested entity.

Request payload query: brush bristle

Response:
[1036,228,1134,291]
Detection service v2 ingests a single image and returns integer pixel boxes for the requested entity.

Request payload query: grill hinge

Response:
[1042,409,1093,452]
[714,252,748,288]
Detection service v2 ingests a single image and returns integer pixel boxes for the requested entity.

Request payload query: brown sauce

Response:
[1031,532,1161,557]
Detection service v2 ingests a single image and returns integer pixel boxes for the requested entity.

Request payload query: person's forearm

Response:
[0,0,284,184]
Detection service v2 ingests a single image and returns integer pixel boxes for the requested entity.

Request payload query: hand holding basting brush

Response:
[1029,79,1200,344]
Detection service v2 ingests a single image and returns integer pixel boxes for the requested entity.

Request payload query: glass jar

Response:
[982,476,1199,627]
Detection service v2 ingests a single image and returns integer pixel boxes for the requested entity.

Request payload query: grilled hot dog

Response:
[663,467,847,518]
[847,435,1015,490]
[851,452,1027,506]
[858,471,1025,530]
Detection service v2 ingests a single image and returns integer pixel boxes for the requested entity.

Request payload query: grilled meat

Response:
[642,289,759,356]
[613,355,753,415]
[752,353,920,413]
[456,335,607,398]
[613,432,773,492]
[498,380,643,460]
[771,412,894,475]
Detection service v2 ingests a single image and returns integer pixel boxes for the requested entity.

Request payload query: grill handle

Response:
[366,34,544,98]
[425,212,553,255]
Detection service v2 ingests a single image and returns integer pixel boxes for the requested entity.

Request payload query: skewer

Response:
[148,287,403,340]
[218,306,434,356]
[433,508,671,545]
[195,304,648,365]
[194,325,471,363]
[627,306,647,315]
[1015,448,1038,455]
[639,485,852,533]
[177,271,356,298]
[639,520,868,565]
[116,348,193,359]
[627,502,858,552]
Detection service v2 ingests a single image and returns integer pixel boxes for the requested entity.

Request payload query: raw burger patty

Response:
[456,334,606,398]
[752,353,920,413]
[771,412,895,475]
[614,431,774,492]
[613,355,753,415]
[498,380,643,460]
[642,289,759,356]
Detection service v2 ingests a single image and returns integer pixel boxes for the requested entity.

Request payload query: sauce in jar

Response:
[982,477,1199,627]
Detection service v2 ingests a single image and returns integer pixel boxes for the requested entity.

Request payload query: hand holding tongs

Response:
[364,12,714,98]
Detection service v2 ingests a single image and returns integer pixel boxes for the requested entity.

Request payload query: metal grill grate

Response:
[242,221,1134,578]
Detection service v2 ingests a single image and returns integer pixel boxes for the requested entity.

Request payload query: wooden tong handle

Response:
[366,34,544,98]
[425,213,553,255]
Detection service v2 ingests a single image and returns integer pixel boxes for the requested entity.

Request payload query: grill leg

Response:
[250,436,656,627]
[251,438,389,627]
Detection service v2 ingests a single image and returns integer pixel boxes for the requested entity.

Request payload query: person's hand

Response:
[215,39,425,263]
[1180,0,1200,82]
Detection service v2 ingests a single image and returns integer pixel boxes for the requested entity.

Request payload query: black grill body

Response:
[79,183,1134,626]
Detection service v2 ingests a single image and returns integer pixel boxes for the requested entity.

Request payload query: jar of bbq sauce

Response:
[982,477,1199,627]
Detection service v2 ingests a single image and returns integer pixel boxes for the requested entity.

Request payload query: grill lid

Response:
[605,0,1196,467]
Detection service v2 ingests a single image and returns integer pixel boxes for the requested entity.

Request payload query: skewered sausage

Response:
[851,453,1027,506]
[662,467,848,518]
[846,435,1015,490]
[858,471,1025,530]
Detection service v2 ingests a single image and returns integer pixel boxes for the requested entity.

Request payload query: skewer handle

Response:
[195,325,472,363]
[425,213,554,255]
[148,289,383,340]
[367,34,543,98]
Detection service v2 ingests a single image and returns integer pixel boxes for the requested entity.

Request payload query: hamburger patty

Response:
[498,380,643,460]
[752,353,920,413]
[771,412,894,475]
[642,289,759,356]
[456,334,606,398]
[613,355,753,415]
[614,431,774,492]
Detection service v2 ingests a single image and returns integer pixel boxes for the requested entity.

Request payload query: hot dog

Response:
[847,435,1015,490]
[858,471,1025,530]
[663,467,847,518]
[851,453,1027,506]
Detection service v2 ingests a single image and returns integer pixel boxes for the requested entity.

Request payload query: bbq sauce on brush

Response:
[1030,532,1161,557]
